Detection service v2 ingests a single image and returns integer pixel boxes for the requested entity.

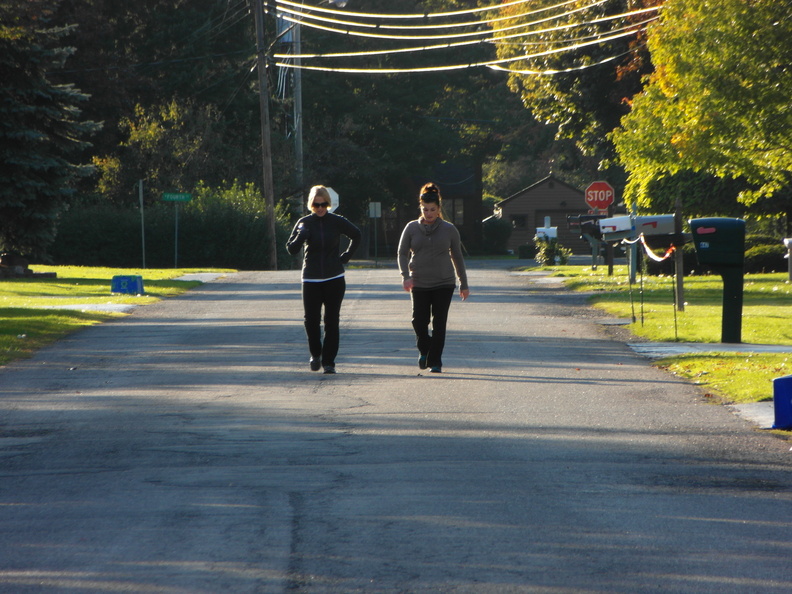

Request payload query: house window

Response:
[510,215,527,229]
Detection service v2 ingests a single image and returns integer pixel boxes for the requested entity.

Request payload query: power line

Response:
[272,0,587,32]
[139,0,250,63]
[121,0,251,80]
[272,0,543,20]
[274,24,652,74]
[274,0,614,42]
[273,11,659,61]
[205,6,253,42]
[490,42,649,76]
[497,16,658,48]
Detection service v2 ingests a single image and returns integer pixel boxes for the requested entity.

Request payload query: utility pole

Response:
[293,16,304,201]
[254,0,278,270]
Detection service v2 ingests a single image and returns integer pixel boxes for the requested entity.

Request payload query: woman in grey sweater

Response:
[398,183,469,373]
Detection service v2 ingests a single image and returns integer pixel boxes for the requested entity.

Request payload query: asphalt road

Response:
[1,264,790,593]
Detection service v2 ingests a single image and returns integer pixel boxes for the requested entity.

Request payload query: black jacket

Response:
[286,212,361,280]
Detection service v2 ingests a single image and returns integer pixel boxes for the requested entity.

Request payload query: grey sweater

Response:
[398,218,468,291]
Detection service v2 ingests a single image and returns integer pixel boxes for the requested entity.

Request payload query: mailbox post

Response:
[689,218,746,343]
[568,214,606,269]
[784,238,792,282]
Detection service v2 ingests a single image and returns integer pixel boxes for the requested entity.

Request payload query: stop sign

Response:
[584,181,615,210]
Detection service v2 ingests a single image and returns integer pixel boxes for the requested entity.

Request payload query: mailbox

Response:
[598,215,633,242]
[567,214,606,240]
[635,215,675,237]
[635,215,687,250]
[688,218,746,343]
[580,218,603,240]
[689,218,745,267]
[568,214,607,269]
[535,226,557,240]
[566,214,581,231]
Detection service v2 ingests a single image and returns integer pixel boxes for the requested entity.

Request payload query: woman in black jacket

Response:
[286,185,361,373]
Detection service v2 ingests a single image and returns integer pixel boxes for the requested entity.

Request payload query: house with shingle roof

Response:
[492,175,593,254]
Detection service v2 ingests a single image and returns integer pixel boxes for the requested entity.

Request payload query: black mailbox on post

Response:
[579,216,605,240]
[689,218,746,343]
[689,218,746,267]
[567,214,606,269]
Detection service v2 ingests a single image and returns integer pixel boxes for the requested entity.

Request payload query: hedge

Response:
[744,244,787,273]
[50,201,292,269]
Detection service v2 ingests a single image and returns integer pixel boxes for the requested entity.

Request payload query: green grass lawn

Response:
[0,265,232,366]
[656,352,789,404]
[540,264,792,404]
[559,266,792,344]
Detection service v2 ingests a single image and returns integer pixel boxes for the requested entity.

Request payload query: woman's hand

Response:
[297,223,310,241]
[460,288,470,301]
[402,278,414,292]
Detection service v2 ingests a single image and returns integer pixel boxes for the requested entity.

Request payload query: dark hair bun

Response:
[420,183,440,201]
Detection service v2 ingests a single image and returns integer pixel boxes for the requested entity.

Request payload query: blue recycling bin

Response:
[772,375,792,430]
[111,275,145,295]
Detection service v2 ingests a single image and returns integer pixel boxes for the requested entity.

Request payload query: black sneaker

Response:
[310,357,321,371]
[418,355,428,370]
[430,366,442,373]
[323,365,336,374]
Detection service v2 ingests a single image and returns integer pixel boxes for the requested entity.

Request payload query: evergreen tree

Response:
[0,0,99,258]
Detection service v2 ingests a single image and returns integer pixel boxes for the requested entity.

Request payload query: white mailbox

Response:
[535,227,558,240]
[597,216,633,241]
[635,215,675,236]
[598,216,631,234]
[598,214,676,242]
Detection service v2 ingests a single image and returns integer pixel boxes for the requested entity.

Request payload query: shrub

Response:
[50,181,293,269]
[534,237,572,265]
[744,244,787,273]
[51,202,149,267]
[745,233,782,250]
[481,216,512,254]
[518,243,536,259]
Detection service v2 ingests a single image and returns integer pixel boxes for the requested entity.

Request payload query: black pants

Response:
[302,277,346,366]
[410,286,455,369]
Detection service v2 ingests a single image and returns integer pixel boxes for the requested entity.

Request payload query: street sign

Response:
[161,193,191,267]
[326,187,339,212]
[369,201,382,265]
[584,181,615,210]
[162,192,192,202]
